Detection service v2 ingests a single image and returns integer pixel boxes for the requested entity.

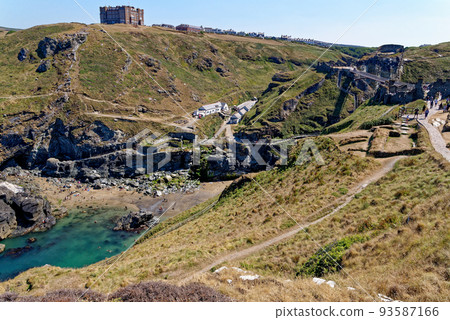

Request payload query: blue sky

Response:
[1,0,449,47]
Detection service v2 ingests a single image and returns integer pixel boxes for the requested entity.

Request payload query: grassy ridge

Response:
[0,23,348,136]
[402,42,450,83]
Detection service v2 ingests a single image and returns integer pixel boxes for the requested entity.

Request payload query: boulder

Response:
[0,244,5,253]
[196,58,213,71]
[17,48,29,62]
[11,194,52,226]
[36,37,59,59]
[268,56,285,64]
[36,60,51,73]
[139,54,161,71]
[114,210,156,231]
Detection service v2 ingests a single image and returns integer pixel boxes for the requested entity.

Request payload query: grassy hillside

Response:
[0,23,348,135]
[402,42,450,83]
[241,75,355,137]
[0,132,447,302]
[333,45,376,59]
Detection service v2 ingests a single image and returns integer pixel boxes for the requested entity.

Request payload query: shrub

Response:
[359,117,393,130]
[297,235,367,277]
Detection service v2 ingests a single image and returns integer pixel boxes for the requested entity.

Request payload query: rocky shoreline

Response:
[113,209,158,232]
[0,182,55,241]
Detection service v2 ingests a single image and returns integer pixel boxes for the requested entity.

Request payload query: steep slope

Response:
[0,23,347,117]
[402,42,450,83]
[240,74,355,137]
[0,23,349,170]
[0,132,447,302]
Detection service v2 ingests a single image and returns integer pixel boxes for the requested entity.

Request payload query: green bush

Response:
[359,117,393,130]
[297,235,367,277]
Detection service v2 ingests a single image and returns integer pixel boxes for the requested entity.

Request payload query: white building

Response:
[193,102,229,118]
[228,100,257,124]
[229,113,242,124]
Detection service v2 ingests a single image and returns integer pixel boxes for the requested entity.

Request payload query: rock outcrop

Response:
[36,33,88,59]
[0,182,55,240]
[17,48,29,62]
[36,60,51,73]
[139,54,161,72]
[114,210,157,231]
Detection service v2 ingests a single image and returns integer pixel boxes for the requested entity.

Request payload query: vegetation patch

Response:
[297,235,367,277]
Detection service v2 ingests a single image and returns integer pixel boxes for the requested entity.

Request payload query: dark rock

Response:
[36,60,51,73]
[215,63,229,77]
[196,58,213,71]
[139,54,161,71]
[36,33,87,59]
[36,37,59,59]
[0,133,25,148]
[0,200,17,240]
[17,48,29,62]
[289,59,303,66]
[210,45,218,55]
[268,56,285,64]
[0,182,54,239]
[185,52,199,65]
[114,210,156,231]
[11,194,52,226]
[272,72,295,82]
[27,237,37,244]
[92,121,115,141]
[4,245,33,258]
[137,105,149,113]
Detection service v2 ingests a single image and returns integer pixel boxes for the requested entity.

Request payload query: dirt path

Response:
[180,156,404,283]
[0,93,55,100]
[418,102,450,162]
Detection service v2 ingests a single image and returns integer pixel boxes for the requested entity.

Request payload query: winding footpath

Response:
[181,156,403,283]
[418,103,450,162]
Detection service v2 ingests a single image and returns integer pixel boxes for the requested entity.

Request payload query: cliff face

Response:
[356,55,403,80]
[0,182,54,240]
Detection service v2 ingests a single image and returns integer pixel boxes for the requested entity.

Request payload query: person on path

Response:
[414,108,419,119]
[425,108,430,119]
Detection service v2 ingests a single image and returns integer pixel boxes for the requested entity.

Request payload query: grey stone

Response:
[17,48,29,62]
[36,60,51,73]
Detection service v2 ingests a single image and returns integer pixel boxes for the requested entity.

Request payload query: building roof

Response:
[199,102,227,111]
[236,100,257,111]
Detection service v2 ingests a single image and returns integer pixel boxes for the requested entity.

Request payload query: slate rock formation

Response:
[0,182,55,240]
[114,210,157,231]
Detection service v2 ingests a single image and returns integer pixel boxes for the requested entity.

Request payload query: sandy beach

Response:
[27,176,233,220]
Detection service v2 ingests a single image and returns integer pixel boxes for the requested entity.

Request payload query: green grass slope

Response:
[402,42,450,83]
[0,23,348,124]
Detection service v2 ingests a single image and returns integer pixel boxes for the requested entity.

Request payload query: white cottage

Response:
[193,102,229,118]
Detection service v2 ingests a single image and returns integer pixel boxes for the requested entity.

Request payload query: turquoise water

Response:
[0,208,140,281]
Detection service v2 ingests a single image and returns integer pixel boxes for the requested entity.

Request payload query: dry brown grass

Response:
[0,281,231,302]
[0,134,447,302]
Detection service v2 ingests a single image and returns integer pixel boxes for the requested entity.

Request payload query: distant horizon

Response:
[1,0,449,47]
